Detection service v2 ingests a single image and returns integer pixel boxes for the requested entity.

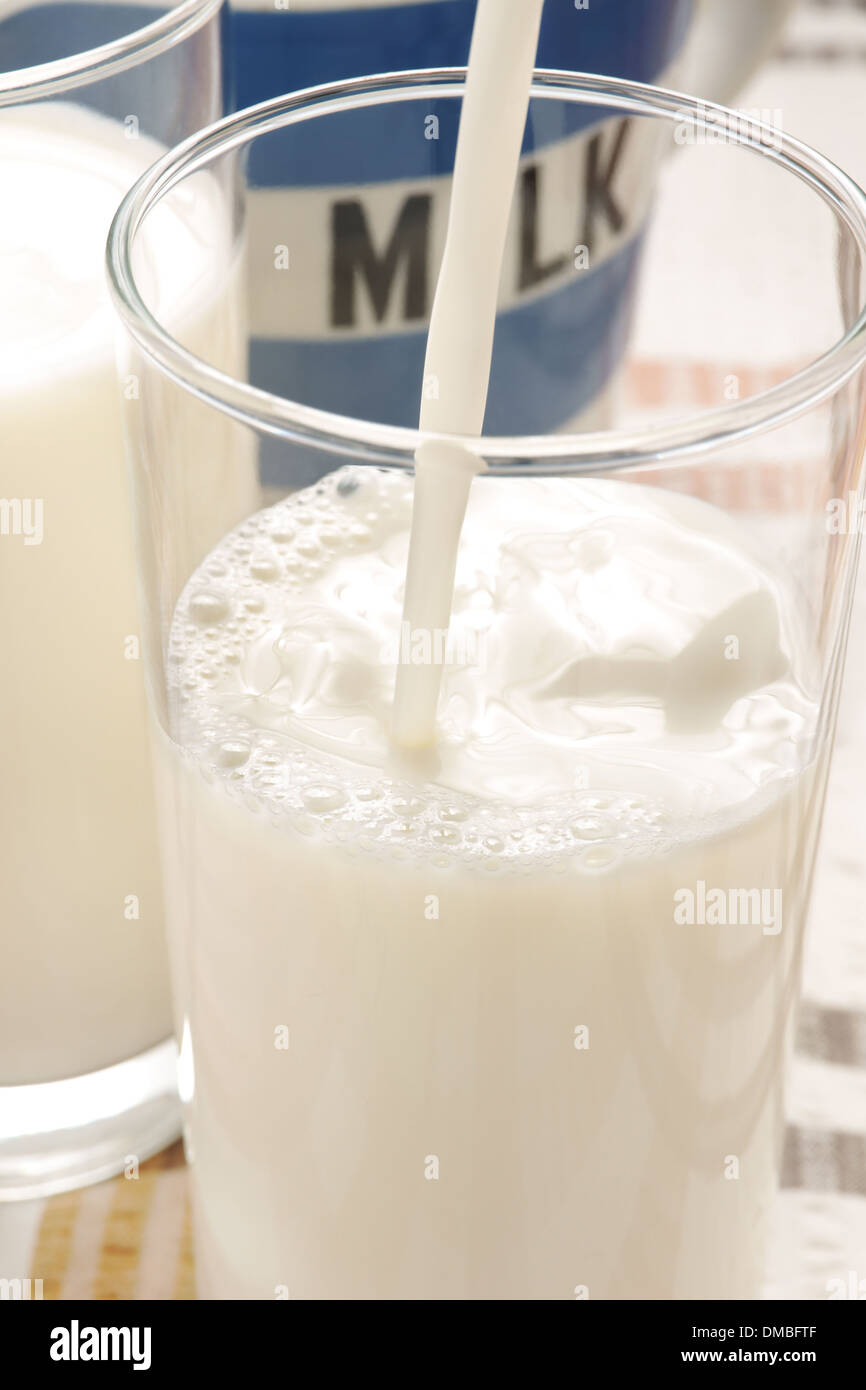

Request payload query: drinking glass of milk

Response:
[109,50,866,1297]
[0,0,259,1198]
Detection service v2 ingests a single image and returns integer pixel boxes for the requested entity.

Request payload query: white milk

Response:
[0,104,256,1084]
[164,467,822,1299]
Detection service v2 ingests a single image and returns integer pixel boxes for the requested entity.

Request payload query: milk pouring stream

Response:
[393,0,544,744]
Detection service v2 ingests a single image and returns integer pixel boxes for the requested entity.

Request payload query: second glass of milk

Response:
[109,73,866,1298]
[0,0,258,1198]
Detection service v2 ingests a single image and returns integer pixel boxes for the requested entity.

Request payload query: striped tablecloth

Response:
[29,1145,194,1303]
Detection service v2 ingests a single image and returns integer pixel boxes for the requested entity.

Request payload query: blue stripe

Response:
[255,230,644,486]
[0,2,691,182]
[234,0,693,187]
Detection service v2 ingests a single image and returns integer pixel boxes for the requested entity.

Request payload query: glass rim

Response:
[0,0,222,104]
[107,66,866,475]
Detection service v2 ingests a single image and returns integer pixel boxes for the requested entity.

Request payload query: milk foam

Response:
[169,467,817,871]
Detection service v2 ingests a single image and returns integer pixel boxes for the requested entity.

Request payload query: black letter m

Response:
[331,194,431,328]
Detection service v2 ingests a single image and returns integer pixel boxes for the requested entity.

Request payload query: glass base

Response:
[0,1039,182,1201]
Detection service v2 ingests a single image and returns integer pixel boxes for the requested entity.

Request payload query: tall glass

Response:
[0,0,236,1198]
[108,72,866,1298]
